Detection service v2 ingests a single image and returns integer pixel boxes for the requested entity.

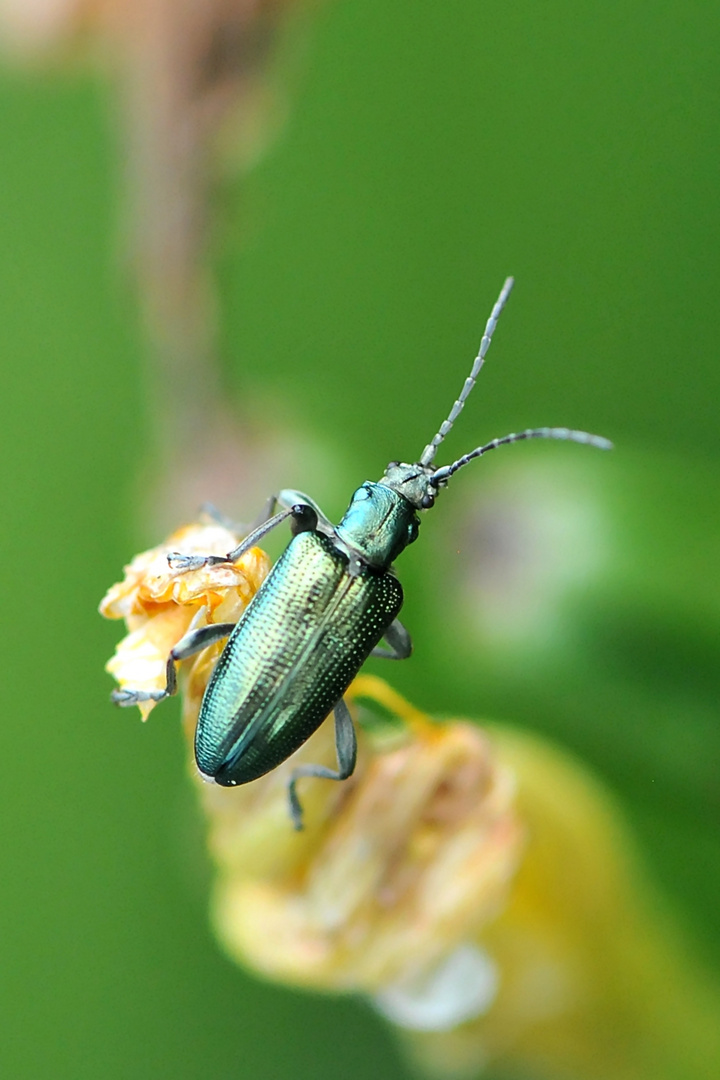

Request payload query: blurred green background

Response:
[0,1,718,1077]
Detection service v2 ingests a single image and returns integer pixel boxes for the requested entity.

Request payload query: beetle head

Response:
[378,462,439,510]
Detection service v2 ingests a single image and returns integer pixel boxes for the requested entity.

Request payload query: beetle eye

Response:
[421,493,435,509]
[387,461,399,470]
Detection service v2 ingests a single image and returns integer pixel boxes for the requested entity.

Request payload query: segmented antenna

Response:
[431,427,613,485]
[419,276,515,467]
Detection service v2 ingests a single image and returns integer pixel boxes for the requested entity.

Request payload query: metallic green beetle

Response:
[113,278,611,828]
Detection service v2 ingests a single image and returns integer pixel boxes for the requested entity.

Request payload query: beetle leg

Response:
[111,622,235,707]
[288,503,319,536]
[287,698,358,831]
[198,495,279,535]
[251,494,279,528]
[201,493,301,540]
[203,493,327,538]
[277,489,335,535]
[371,618,413,660]
[167,504,311,572]
[198,502,243,531]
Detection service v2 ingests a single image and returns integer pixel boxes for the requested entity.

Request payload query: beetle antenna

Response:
[430,427,613,485]
[419,276,514,467]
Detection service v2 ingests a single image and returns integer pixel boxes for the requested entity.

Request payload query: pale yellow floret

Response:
[100,522,270,719]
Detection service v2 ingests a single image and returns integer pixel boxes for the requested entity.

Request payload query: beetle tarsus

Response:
[113,623,236,711]
[168,505,302,575]
[167,551,224,571]
[112,688,167,706]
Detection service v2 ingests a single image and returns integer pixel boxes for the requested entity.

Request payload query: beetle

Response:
[113,277,611,828]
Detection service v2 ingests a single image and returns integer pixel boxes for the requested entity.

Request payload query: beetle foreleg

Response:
[111,622,235,707]
[251,494,280,528]
[167,505,310,572]
[277,489,335,535]
[288,503,318,536]
[287,697,358,831]
[198,494,280,535]
[371,618,413,660]
[197,502,243,531]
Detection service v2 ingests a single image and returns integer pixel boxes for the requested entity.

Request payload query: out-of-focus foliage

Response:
[0,1,718,1078]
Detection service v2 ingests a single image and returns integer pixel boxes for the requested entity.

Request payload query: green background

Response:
[0,1,718,1076]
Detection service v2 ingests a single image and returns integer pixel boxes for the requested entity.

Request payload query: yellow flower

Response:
[101,525,720,1080]
[206,675,524,1008]
[100,520,270,721]
[100,524,525,1036]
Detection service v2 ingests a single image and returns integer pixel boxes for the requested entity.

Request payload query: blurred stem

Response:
[102,0,322,528]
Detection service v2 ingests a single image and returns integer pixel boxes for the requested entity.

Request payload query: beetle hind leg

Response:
[287,698,358,831]
[371,618,412,660]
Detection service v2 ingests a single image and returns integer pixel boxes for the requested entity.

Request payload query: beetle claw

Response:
[168,551,230,571]
[167,552,207,571]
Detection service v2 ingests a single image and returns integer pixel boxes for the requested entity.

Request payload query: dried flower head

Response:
[206,675,524,1016]
[100,520,270,722]
[101,523,720,1080]
[100,522,525,1034]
